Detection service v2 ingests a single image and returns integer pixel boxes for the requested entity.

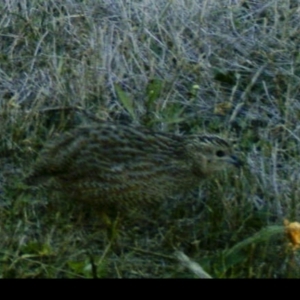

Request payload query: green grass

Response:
[1,0,300,278]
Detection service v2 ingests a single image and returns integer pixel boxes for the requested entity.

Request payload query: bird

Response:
[24,121,242,210]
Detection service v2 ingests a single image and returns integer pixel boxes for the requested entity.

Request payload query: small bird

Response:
[24,122,241,209]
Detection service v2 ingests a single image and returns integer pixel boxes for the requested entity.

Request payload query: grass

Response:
[1,0,300,278]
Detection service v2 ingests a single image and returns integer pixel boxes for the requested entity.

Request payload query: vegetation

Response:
[1,0,300,278]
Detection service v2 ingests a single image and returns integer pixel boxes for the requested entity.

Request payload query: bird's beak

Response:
[228,155,243,168]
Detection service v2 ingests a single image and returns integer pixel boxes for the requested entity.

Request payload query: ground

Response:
[0,0,300,278]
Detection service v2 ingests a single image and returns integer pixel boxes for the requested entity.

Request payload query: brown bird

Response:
[24,122,241,209]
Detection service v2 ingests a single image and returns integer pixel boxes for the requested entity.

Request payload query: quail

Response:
[25,122,241,209]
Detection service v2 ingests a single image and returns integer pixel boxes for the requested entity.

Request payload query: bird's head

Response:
[184,135,242,176]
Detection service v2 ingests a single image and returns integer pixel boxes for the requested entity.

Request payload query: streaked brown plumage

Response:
[25,122,241,208]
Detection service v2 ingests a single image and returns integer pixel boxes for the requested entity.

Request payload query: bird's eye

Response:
[216,150,225,157]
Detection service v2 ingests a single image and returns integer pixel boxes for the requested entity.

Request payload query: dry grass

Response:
[1,0,300,278]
